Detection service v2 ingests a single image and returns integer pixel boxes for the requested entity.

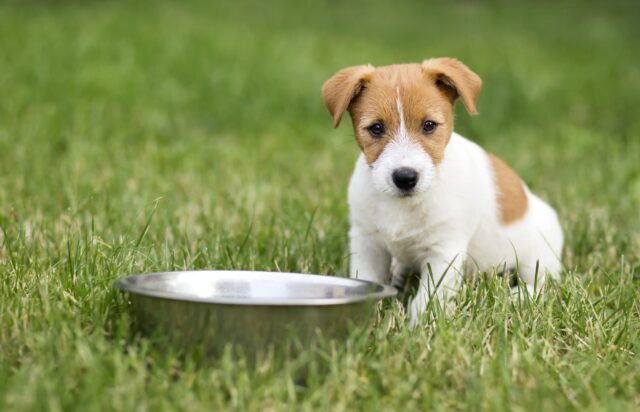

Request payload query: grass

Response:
[1,0,639,410]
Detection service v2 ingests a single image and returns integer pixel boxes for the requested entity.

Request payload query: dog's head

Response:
[322,58,481,197]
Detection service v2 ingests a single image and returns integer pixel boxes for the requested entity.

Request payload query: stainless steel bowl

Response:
[114,271,396,360]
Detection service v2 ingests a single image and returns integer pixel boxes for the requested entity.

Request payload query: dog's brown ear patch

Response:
[487,152,528,224]
[422,58,482,115]
[321,64,375,127]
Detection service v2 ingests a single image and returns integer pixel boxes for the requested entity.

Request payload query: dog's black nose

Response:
[392,167,419,191]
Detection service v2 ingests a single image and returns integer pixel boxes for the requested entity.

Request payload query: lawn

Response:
[1,0,639,410]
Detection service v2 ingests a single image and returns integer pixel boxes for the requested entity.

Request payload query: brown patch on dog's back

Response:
[487,152,528,224]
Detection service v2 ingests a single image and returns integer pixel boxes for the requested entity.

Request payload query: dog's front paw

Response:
[407,292,428,328]
[510,283,541,302]
[408,289,458,327]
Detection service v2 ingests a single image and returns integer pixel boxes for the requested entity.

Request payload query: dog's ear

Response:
[422,58,482,115]
[321,64,376,127]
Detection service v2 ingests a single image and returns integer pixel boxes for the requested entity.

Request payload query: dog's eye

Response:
[367,122,385,138]
[422,120,438,135]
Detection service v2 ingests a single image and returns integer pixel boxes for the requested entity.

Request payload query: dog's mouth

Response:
[396,189,416,198]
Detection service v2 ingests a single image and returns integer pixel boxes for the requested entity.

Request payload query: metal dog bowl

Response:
[114,270,396,360]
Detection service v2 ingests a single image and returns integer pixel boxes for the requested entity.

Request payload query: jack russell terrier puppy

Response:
[321,58,563,325]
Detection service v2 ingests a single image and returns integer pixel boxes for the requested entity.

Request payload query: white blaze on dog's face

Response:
[322,58,482,197]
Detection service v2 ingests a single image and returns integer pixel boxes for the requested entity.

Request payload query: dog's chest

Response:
[348,153,457,264]
[368,199,438,262]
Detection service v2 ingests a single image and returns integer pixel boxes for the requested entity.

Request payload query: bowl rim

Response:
[113,270,397,306]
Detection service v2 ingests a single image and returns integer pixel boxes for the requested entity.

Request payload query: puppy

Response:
[321,58,563,325]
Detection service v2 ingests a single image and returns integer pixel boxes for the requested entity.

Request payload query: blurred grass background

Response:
[0,0,639,410]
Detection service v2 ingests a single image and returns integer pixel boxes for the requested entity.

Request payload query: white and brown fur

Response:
[322,58,563,325]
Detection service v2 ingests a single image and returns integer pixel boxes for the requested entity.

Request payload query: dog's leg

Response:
[408,248,466,326]
[514,257,559,298]
[390,258,408,289]
[349,231,391,284]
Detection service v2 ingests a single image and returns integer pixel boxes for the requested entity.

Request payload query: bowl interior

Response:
[115,271,396,305]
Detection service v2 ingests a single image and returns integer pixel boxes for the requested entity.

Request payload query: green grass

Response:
[1,0,639,410]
